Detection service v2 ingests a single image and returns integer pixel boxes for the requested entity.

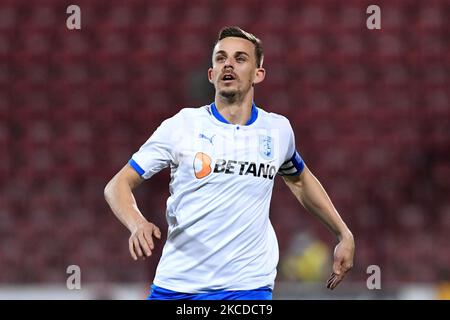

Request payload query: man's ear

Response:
[253,68,266,84]
[207,67,214,84]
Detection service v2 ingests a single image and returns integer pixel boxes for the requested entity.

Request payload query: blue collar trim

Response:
[210,102,258,126]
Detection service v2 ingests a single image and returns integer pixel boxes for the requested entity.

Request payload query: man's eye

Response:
[216,56,225,62]
[236,57,246,62]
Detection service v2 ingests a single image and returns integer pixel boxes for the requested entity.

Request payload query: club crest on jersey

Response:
[259,135,274,160]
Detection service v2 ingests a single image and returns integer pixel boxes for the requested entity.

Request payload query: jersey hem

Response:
[152,278,275,294]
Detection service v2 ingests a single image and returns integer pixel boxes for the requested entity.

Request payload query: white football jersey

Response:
[129,102,304,293]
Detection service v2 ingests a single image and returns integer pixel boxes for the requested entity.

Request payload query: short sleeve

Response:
[129,114,180,180]
[278,120,305,176]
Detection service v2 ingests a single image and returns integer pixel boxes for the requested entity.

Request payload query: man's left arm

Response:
[282,165,355,290]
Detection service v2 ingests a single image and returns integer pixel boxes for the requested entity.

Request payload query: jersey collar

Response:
[210,102,258,126]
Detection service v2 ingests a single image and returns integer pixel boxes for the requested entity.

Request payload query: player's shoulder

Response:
[257,106,293,128]
[171,105,211,121]
[161,105,210,126]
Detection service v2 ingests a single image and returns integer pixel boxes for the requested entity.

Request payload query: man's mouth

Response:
[221,73,236,82]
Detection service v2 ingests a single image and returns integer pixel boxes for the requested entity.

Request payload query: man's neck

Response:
[214,93,254,125]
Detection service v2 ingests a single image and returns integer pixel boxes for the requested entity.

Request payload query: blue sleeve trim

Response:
[128,159,145,176]
[292,151,305,174]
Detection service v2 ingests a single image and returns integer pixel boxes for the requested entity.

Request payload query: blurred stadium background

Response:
[0,0,449,299]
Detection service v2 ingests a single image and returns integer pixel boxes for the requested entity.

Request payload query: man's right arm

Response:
[104,164,161,260]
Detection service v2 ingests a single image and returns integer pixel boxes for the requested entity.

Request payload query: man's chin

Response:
[218,89,238,99]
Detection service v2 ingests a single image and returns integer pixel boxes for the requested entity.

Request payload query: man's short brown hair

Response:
[215,26,264,68]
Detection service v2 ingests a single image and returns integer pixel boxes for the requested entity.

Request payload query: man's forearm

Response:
[285,168,353,241]
[104,179,148,233]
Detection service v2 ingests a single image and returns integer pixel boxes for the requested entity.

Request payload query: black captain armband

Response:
[278,150,305,176]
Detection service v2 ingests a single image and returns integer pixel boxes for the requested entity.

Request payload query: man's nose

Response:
[224,57,234,68]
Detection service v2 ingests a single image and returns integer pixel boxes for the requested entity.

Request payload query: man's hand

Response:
[129,221,162,260]
[326,236,355,290]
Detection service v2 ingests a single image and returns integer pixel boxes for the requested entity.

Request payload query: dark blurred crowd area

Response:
[0,0,449,286]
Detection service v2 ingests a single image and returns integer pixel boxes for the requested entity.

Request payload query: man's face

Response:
[208,37,265,99]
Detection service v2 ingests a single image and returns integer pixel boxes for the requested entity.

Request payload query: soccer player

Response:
[104,26,355,300]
